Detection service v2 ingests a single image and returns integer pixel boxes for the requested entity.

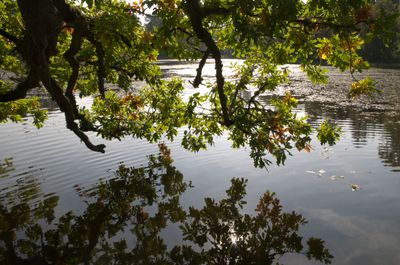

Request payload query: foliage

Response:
[0,80,48,128]
[0,0,396,166]
[316,119,342,146]
[0,145,332,265]
[359,0,400,63]
[348,76,380,98]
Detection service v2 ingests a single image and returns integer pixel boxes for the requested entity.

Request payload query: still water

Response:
[1,62,400,264]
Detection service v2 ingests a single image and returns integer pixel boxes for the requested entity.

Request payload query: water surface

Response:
[1,62,400,264]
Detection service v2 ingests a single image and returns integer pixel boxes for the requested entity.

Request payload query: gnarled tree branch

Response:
[64,30,82,116]
[53,0,106,98]
[184,0,232,126]
[16,0,105,153]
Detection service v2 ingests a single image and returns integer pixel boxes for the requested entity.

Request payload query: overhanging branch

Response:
[0,71,38,102]
[185,0,232,126]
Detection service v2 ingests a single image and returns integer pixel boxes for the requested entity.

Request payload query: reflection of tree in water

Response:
[305,102,400,168]
[0,158,14,176]
[305,102,377,147]
[378,118,400,170]
[0,158,47,206]
[0,144,332,265]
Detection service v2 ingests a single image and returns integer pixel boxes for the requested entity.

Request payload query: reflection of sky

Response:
[303,208,400,265]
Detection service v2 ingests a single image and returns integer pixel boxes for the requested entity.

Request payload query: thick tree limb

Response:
[184,0,232,126]
[192,49,210,88]
[53,0,106,97]
[63,30,96,131]
[0,71,38,102]
[17,0,105,153]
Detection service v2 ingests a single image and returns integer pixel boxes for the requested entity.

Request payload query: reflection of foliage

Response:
[0,145,332,264]
[0,158,13,175]
[305,102,400,168]
[379,118,400,169]
[0,158,46,206]
[173,178,332,264]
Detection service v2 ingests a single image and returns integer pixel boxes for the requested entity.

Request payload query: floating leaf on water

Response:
[330,175,345,181]
[351,184,360,191]
[306,170,316,174]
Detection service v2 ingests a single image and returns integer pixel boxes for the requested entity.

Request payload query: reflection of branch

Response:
[0,145,332,264]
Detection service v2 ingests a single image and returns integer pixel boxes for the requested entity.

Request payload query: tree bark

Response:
[184,0,232,126]
[15,0,105,153]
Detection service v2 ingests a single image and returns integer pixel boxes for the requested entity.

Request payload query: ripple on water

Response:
[1,64,400,265]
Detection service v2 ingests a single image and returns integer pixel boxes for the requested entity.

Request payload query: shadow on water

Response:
[0,145,332,265]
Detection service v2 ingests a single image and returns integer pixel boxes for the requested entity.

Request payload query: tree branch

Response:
[202,7,230,18]
[64,30,82,115]
[0,71,38,102]
[229,67,255,112]
[184,0,232,126]
[14,0,106,153]
[49,77,105,153]
[53,0,106,98]
[192,49,210,88]
[294,18,366,31]
[0,28,19,44]
[92,40,106,98]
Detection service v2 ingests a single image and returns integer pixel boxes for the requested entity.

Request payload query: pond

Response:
[1,61,400,264]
